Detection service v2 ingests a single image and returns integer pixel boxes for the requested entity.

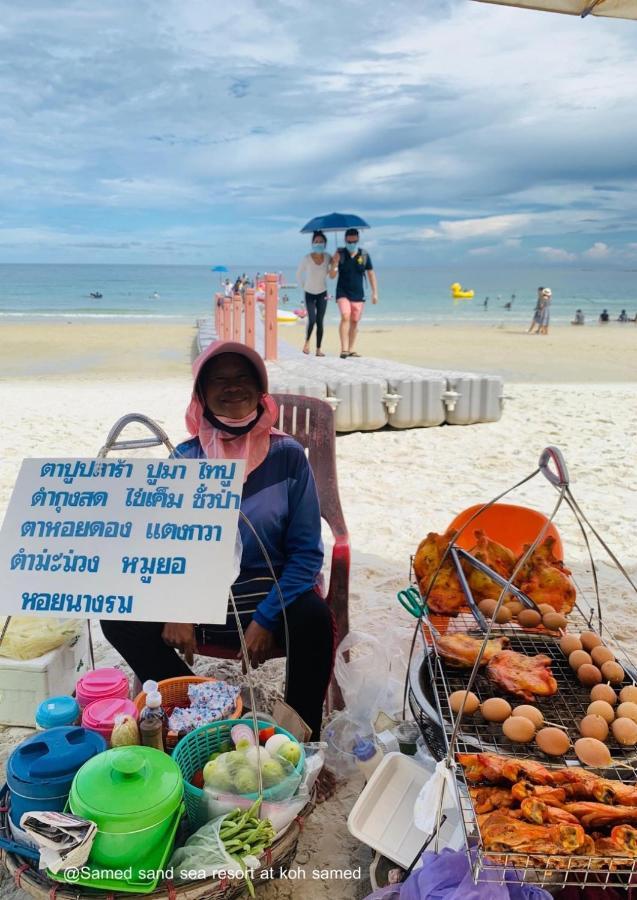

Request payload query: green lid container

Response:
[69,746,183,868]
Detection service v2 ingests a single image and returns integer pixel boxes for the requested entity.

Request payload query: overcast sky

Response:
[1,0,636,266]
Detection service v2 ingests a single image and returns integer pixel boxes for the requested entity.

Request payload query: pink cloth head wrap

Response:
[184,341,283,481]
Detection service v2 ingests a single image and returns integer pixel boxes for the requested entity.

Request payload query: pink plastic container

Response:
[81,698,138,744]
[75,668,129,710]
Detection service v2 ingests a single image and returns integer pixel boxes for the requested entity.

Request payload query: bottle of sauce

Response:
[139,691,165,752]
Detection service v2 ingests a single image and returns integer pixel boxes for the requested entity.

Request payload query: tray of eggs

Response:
[445,629,637,768]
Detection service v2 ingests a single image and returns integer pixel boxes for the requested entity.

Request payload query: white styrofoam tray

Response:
[347,752,462,869]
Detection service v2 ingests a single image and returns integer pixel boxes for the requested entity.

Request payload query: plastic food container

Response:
[7,726,107,829]
[76,667,129,709]
[69,746,184,867]
[82,698,138,744]
[35,695,80,730]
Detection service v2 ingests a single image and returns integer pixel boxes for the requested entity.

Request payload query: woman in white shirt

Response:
[296,230,333,356]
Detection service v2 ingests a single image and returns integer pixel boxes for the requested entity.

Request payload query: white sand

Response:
[1,373,636,899]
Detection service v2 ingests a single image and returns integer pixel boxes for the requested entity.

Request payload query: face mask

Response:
[311,244,326,253]
[346,242,359,254]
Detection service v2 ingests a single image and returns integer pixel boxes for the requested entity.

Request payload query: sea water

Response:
[1,263,635,326]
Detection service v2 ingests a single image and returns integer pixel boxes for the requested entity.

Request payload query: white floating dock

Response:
[196,318,504,432]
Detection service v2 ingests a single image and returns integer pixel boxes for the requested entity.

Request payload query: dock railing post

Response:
[244,287,255,349]
[232,292,242,342]
[215,292,222,336]
[222,297,232,340]
[264,273,278,360]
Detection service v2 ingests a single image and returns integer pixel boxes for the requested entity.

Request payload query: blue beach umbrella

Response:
[300,212,370,233]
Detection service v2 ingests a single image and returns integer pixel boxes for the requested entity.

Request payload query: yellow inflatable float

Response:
[450,282,474,302]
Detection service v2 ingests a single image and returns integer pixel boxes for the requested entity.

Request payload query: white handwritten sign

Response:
[0,458,245,624]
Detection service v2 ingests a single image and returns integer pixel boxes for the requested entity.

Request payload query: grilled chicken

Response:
[413,530,466,615]
[486,649,558,701]
[466,530,517,602]
[437,633,509,668]
[511,781,568,805]
[560,769,637,805]
[480,810,586,855]
[469,786,516,814]
[514,536,576,614]
[564,803,637,830]
[458,753,556,786]
[520,798,580,827]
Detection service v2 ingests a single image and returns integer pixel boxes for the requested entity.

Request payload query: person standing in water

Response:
[296,230,332,356]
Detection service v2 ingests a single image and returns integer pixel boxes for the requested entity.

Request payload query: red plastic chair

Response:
[197,394,350,712]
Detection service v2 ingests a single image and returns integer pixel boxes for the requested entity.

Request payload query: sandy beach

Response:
[1,319,636,900]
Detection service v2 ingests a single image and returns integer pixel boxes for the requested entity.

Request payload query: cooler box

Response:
[0,624,90,727]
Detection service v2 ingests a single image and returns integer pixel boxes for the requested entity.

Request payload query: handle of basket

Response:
[539,446,569,488]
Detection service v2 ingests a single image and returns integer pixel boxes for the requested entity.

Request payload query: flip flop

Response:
[316,350,325,357]
[302,346,310,355]
[340,352,349,359]
[348,351,361,357]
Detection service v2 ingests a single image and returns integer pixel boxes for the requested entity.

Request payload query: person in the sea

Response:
[329,227,378,359]
[101,341,335,747]
[296,230,332,357]
[618,309,628,323]
[599,309,610,323]
[572,309,585,325]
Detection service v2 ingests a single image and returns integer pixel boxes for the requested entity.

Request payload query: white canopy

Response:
[472,0,637,19]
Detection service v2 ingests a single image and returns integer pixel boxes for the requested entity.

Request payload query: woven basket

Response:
[133,677,243,751]
[173,720,305,830]
[0,783,314,900]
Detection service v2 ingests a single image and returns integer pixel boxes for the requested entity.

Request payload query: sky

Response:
[1,0,637,267]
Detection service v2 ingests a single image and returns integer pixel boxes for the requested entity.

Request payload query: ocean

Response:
[1,263,635,326]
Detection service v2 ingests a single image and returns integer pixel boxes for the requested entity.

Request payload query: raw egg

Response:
[579,715,609,741]
[590,684,618,706]
[587,700,615,723]
[518,609,542,628]
[503,716,536,743]
[536,727,570,757]
[449,690,480,715]
[512,705,544,728]
[620,686,637,704]
[560,634,583,656]
[578,664,603,687]
[478,599,497,617]
[580,631,603,651]
[601,661,625,685]
[591,646,615,667]
[481,698,512,723]
[612,717,637,747]
[616,702,637,724]
[538,604,556,615]
[569,650,592,670]
[506,600,524,616]
[574,737,612,767]
[543,612,567,631]
[493,605,513,624]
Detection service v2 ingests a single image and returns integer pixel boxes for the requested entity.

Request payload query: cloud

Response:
[1,0,637,262]
[538,246,578,263]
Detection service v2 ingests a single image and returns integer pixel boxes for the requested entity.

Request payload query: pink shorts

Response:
[337,298,364,323]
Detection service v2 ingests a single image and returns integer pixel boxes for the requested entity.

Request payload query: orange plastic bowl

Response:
[446,502,563,558]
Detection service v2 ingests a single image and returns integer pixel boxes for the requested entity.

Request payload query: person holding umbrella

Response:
[329,228,378,358]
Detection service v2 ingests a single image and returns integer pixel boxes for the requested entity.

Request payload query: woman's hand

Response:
[162,623,197,666]
[238,620,276,672]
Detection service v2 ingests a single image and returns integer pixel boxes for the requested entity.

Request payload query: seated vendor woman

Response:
[102,340,334,742]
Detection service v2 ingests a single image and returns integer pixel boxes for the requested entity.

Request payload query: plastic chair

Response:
[446,502,563,557]
[197,394,350,712]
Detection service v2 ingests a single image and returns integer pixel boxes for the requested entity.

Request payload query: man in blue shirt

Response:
[329,227,379,358]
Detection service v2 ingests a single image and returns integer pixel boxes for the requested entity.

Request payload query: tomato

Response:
[259,726,276,744]
[191,769,205,789]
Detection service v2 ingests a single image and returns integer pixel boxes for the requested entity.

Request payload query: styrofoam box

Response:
[347,752,463,869]
[0,624,90,726]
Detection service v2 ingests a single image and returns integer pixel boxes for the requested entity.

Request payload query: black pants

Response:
[101,589,334,740]
[305,291,328,348]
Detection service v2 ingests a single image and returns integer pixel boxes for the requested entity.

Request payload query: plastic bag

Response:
[0,617,83,660]
[203,745,302,801]
[334,631,390,724]
[398,849,552,900]
[170,813,260,882]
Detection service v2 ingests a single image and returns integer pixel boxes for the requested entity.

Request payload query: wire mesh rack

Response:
[403,446,637,887]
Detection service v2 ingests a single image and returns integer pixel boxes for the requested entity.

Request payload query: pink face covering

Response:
[184,343,284,481]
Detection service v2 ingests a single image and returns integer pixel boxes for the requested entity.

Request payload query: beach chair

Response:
[446,501,563,556]
[196,394,350,712]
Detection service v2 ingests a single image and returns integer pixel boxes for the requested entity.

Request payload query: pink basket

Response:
[75,667,129,709]
[81,697,138,743]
